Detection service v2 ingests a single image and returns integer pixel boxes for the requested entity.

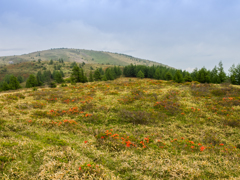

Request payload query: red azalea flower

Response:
[200,146,205,152]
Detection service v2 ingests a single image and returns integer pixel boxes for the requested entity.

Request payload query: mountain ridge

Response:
[0,48,174,69]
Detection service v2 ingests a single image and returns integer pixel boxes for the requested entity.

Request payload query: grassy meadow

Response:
[0,78,240,179]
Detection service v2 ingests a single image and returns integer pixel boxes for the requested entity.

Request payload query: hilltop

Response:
[0,48,170,67]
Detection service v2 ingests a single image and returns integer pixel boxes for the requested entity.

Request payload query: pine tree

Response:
[1,81,9,91]
[89,71,94,82]
[137,70,144,79]
[235,64,240,84]
[9,75,21,90]
[60,70,64,77]
[71,66,87,83]
[174,71,184,83]
[148,66,155,78]
[49,59,53,65]
[93,69,102,81]
[165,72,173,80]
[17,76,24,83]
[184,72,192,82]
[218,61,226,83]
[26,74,38,88]
[36,71,43,86]
[105,68,114,80]
[210,66,218,83]
[55,71,64,83]
[154,68,161,80]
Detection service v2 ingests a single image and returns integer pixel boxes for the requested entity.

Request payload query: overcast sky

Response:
[0,0,240,72]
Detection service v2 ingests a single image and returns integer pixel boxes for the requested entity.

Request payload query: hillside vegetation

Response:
[0,78,240,179]
[0,48,168,67]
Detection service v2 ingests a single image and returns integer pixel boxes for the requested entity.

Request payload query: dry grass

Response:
[0,78,240,179]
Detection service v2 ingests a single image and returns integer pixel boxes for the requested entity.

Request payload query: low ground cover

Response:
[0,78,240,179]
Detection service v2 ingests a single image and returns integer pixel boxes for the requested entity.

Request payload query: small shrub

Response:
[120,109,157,125]
[49,82,56,88]
[223,119,240,128]
[61,83,68,87]
[32,87,38,91]
[211,89,226,96]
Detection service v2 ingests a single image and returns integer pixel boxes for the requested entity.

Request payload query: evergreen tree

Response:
[54,71,64,83]
[89,71,94,82]
[154,68,161,80]
[43,70,52,82]
[70,62,77,68]
[105,68,114,80]
[235,64,240,85]
[9,75,21,90]
[93,69,102,81]
[116,66,122,77]
[1,81,9,91]
[191,68,198,81]
[71,66,87,83]
[17,76,24,83]
[3,74,12,84]
[165,72,173,80]
[148,66,155,78]
[174,70,184,83]
[210,66,219,83]
[102,75,108,81]
[26,74,38,88]
[98,67,104,75]
[184,72,192,82]
[60,70,64,77]
[196,67,210,83]
[137,70,144,79]
[49,59,53,65]
[218,61,226,83]
[36,71,43,86]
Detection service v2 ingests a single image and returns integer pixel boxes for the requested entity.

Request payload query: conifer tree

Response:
[89,71,94,82]
[54,71,64,83]
[93,69,102,81]
[9,75,21,90]
[218,61,226,83]
[17,76,24,83]
[71,66,87,83]
[174,70,184,83]
[165,72,173,80]
[184,72,192,82]
[105,68,114,80]
[154,68,162,80]
[137,70,144,79]
[26,74,38,88]
[49,59,53,65]
[1,81,9,91]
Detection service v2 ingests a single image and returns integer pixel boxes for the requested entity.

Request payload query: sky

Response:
[0,0,240,72]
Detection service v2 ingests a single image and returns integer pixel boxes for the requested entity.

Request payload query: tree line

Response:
[123,61,240,84]
[1,61,240,92]
[0,65,122,91]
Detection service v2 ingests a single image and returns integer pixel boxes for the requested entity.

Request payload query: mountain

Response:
[0,48,172,68]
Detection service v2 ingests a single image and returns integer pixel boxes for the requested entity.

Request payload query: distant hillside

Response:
[0,48,172,68]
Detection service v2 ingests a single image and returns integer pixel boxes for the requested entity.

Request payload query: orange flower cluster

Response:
[42,119,77,126]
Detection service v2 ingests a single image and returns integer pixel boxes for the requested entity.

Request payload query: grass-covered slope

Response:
[0,48,169,67]
[0,78,240,179]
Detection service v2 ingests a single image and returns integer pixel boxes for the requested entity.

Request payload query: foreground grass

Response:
[0,78,240,179]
